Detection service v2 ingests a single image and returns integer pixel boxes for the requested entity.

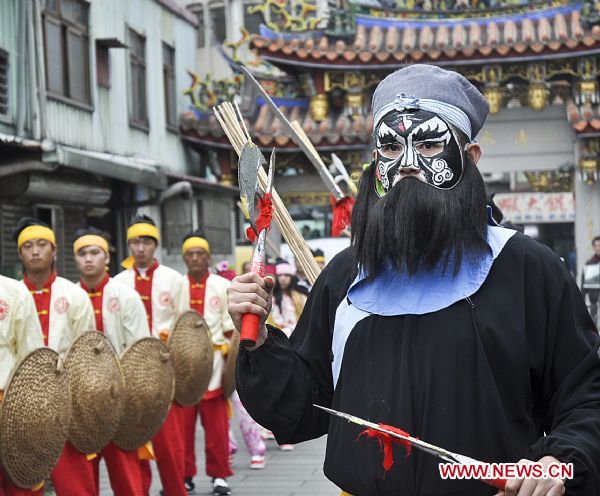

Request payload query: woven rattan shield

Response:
[168,310,213,406]
[0,348,70,488]
[222,330,239,398]
[112,337,174,451]
[63,331,124,454]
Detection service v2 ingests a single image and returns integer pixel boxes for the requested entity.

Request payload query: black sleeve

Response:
[236,249,353,444]
[524,242,600,493]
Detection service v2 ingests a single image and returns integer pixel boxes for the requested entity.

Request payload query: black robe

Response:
[237,233,600,495]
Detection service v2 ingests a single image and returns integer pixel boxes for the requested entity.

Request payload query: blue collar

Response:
[347,225,516,316]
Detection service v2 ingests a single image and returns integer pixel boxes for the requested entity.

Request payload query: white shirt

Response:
[22,275,94,357]
[0,276,45,390]
[182,273,235,392]
[182,273,235,346]
[78,277,150,355]
[114,263,187,339]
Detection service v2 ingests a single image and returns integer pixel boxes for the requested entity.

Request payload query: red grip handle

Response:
[240,312,261,347]
[483,477,507,490]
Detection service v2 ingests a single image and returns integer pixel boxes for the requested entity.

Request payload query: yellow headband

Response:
[314,256,325,263]
[127,223,160,242]
[182,237,210,255]
[17,226,56,249]
[73,235,109,254]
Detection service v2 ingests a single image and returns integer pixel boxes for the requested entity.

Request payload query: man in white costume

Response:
[0,275,45,495]
[180,230,235,496]
[73,227,148,496]
[114,214,187,496]
[12,217,96,496]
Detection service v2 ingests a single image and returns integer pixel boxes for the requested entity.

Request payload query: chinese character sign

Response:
[494,192,575,223]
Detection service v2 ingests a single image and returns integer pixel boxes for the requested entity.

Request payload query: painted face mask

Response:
[374,109,465,196]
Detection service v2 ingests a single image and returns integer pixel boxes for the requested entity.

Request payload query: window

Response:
[95,38,127,89]
[129,28,148,128]
[161,197,192,254]
[96,44,110,88]
[43,0,90,105]
[163,43,177,130]
[209,6,227,45]
[244,4,263,34]
[0,49,8,116]
[200,196,232,254]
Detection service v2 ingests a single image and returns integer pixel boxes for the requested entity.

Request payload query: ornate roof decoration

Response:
[180,97,373,150]
[252,3,600,67]
[248,0,322,32]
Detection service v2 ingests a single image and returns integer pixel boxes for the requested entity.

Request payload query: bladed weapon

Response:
[330,153,357,196]
[238,146,275,347]
[239,65,344,200]
[314,404,507,491]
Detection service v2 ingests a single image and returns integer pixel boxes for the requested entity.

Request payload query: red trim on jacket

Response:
[188,273,209,316]
[80,274,110,333]
[134,260,159,333]
[24,271,57,345]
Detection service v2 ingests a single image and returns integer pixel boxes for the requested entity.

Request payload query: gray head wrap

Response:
[371,65,490,142]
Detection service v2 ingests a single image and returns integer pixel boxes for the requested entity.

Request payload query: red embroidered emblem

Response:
[159,292,172,306]
[54,297,69,315]
[0,300,9,321]
[397,121,405,132]
[210,297,221,310]
[107,297,120,314]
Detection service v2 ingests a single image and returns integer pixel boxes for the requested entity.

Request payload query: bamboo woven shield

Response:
[168,310,213,407]
[112,338,174,451]
[0,348,70,488]
[63,331,124,454]
[222,330,240,398]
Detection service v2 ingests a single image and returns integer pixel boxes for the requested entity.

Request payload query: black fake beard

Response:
[351,157,489,279]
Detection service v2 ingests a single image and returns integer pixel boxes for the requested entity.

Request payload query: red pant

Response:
[0,442,94,496]
[92,442,144,496]
[0,467,43,496]
[182,390,233,479]
[51,441,97,496]
[141,403,186,496]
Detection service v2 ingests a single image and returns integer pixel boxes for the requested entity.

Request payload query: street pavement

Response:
[99,415,339,496]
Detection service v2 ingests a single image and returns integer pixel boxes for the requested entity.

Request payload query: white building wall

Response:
[44,0,197,174]
[184,0,240,80]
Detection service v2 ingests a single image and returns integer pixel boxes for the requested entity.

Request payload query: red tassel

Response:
[357,424,413,473]
[331,195,355,237]
[246,193,273,242]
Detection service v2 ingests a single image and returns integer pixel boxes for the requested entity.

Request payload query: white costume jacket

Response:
[23,273,95,357]
[79,276,150,354]
[0,275,45,390]
[114,262,187,339]
[183,273,235,393]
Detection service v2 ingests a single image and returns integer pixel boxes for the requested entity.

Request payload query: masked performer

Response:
[113,214,187,496]
[227,65,600,495]
[0,275,45,496]
[13,218,96,496]
[180,231,235,496]
[73,228,148,496]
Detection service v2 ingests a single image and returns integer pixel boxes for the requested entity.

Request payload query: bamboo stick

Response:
[214,103,321,285]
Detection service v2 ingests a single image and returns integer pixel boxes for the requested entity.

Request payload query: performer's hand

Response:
[227,272,275,349]
[494,456,565,496]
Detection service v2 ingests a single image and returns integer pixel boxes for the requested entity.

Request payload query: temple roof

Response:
[252,4,600,68]
[180,101,374,151]
[566,97,600,132]
[180,94,596,151]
